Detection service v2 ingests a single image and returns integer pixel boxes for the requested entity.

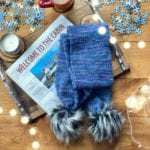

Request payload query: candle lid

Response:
[0,37,25,62]
[0,33,21,55]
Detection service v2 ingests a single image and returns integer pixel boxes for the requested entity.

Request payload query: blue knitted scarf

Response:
[55,23,114,113]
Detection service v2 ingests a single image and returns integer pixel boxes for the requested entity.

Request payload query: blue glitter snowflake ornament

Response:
[0,0,45,32]
[110,0,149,35]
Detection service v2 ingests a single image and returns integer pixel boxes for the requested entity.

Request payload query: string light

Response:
[127,109,145,149]
[0,106,3,114]
[109,36,117,44]
[126,80,150,149]
[32,141,40,149]
[98,26,107,35]
[127,101,150,149]
[29,127,37,136]
[9,109,17,116]
[21,116,30,124]
[123,42,131,49]
[138,41,146,49]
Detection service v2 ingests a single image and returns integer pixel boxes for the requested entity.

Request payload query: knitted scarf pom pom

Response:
[49,105,85,144]
[88,104,125,143]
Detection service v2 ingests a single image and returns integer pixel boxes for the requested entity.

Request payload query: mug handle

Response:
[38,0,54,8]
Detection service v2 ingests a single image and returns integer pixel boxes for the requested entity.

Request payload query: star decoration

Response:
[0,0,45,32]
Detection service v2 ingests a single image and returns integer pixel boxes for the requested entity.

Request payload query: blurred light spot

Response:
[123,42,131,49]
[92,0,99,6]
[29,127,37,136]
[98,26,107,35]
[0,107,3,114]
[138,41,146,49]
[9,109,17,116]
[109,36,117,44]
[126,96,137,109]
[21,116,30,124]
[32,141,40,149]
[92,14,100,21]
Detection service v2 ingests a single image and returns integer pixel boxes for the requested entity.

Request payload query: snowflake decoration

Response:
[97,0,149,35]
[0,0,45,32]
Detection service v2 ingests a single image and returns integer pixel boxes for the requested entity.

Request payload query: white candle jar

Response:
[0,33,22,55]
[0,33,25,62]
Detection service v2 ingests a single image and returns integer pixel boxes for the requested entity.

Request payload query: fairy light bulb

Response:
[141,85,150,93]
[134,95,144,111]
[109,36,117,44]
[98,26,107,35]
[0,106,3,114]
[92,14,100,21]
[138,144,142,148]
[123,42,131,49]
[32,141,40,149]
[136,95,147,107]
[138,41,146,48]
[29,127,37,136]
[126,96,137,109]
[21,116,30,124]
[9,109,17,116]
[126,94,147,112]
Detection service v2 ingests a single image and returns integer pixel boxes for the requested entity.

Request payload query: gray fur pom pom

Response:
[88,104,125,143]
[49,105,84,144]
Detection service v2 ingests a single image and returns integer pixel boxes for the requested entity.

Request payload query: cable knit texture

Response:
[55,23,114,112]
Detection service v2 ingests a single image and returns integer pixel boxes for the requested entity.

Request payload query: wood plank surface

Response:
[0,0,150,150]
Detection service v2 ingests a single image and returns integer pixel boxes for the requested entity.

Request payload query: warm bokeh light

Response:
[9,109,17,116]
[0,106,4,114]
[123,42,131,49]
[135,95,147,110]
[98,26,107,35]
[138,144,142,148]
[92,0,99,6]
[126,95,147,111]
[140,84,150,94]
[138,41,146,48]
[0,106,3,114]
[29,127,37,136]
[126,96,137,109]
[32,141,40,149]
[92,14,100,21]
[21,116,30,124]
[109,36,117,44]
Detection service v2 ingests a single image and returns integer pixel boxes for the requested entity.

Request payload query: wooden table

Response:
[0,1,150,150]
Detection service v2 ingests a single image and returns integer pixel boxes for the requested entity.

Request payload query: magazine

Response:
[6,15,73,115]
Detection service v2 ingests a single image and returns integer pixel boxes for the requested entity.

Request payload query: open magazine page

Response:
[6,15,73,115]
